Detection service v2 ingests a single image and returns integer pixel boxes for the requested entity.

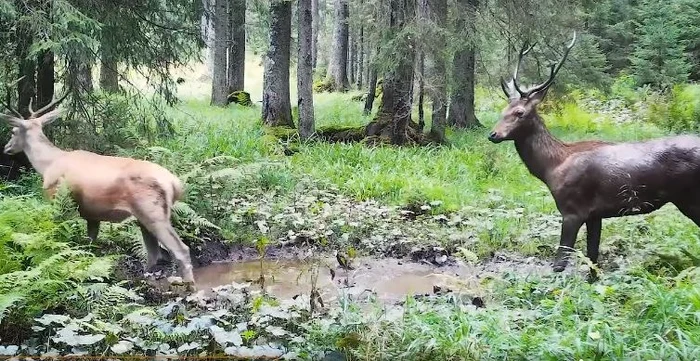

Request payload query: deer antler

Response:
[27,90,71,119]
[1,77,25,118]
[523,31,577,97]
[506,32,577,99]
[512,41,536,98]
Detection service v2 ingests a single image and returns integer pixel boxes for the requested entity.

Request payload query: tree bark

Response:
[357,23,364,88]
[262,0,293,127]
[348,30,356,87]
[211,0,229,106]
[298,0,315,138]
[363,65,378,115]
[447,0,480,129]
[377,0,415,145]
[227,0,246,93]
[16,17,35,117]
[311,0,319,70]
[202,0,215,74]
[325,0,349,91]
[67,57,93,94]
[36,50,54,109]
[99,35,119,93]
[427,0,447,141]
[417,51,425,131]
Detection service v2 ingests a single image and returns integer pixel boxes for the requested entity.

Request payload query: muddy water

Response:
[192,255,550,304]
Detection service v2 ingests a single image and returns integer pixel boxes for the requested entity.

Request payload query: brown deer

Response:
[1,95,195,287]
[489,32,700,274]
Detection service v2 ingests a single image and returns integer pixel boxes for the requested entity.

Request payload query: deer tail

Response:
[171,176,184,204]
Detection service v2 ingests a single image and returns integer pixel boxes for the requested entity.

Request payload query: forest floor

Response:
[1,63,700,360]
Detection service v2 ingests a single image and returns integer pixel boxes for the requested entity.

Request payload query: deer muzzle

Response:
[488,131,504,143]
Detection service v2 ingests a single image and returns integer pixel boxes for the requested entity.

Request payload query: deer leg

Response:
[141,221,194,284]
[585,218,602,281]
[585,218,602,264]
[87,220,100,241]
[138,223,163,269]
[553,215,584,272]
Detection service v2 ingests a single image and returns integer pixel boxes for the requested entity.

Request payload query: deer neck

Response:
[23,132,65,176]
[514,116,567,185]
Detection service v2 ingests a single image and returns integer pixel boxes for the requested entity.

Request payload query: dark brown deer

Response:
[488,32,700,273]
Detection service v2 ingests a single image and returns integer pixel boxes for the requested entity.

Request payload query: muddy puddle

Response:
[188,254,551,304]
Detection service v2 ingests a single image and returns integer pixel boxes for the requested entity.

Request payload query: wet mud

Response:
[148,251,552,305]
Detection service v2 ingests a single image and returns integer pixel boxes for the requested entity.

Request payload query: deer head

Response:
[488,32,577,143]
[1,92,69,155]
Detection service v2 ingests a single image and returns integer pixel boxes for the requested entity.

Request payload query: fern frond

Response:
[78,283,143,315]
[0,293,25,323]
[172,202,220,230]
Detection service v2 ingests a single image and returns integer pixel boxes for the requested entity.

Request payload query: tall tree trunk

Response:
[202,0,216,74]
[417,51,424,131]
[36,0,54,108]
[325,0,349,91]
[99,35,119,93]
[36,50,54,108]
[377,0,415,145]
[311,0,319,70]
[363,44,371,90]
[427,0,447,141]
[447,0,480,129]
[363,67,378,115]
[16,17,35,117]
[227,0,246,93]
[348,30,356,87]
[68,58,93,93]
[262,0,293,127]
[357,23,364,88]
[211,0,229,105]
[298,0,315,138]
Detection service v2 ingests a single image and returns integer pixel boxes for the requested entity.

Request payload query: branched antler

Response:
[27,90,71,119]
[501,32,577,99]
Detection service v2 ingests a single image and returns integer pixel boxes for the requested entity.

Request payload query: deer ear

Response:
[39,108,62,126]
[1,114,25,127]
[527,86,550,105]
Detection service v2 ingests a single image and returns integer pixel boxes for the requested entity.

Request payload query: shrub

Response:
[645,84,700,132]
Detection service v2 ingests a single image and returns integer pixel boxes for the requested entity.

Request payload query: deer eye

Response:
[514,110,525,118]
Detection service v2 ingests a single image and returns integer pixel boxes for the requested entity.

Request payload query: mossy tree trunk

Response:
[447,0,481,129]
[211,0,229,106]
[369,0,416,145]
[325,0,349,91]
[262,0,293,127]
[298,0,315,138]
[227,0,246,93]
[427,0,447,141]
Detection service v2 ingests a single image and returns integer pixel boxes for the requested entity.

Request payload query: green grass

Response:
[153,89,666,213]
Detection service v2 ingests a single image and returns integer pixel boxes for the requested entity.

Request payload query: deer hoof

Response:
[552,261,568,272]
